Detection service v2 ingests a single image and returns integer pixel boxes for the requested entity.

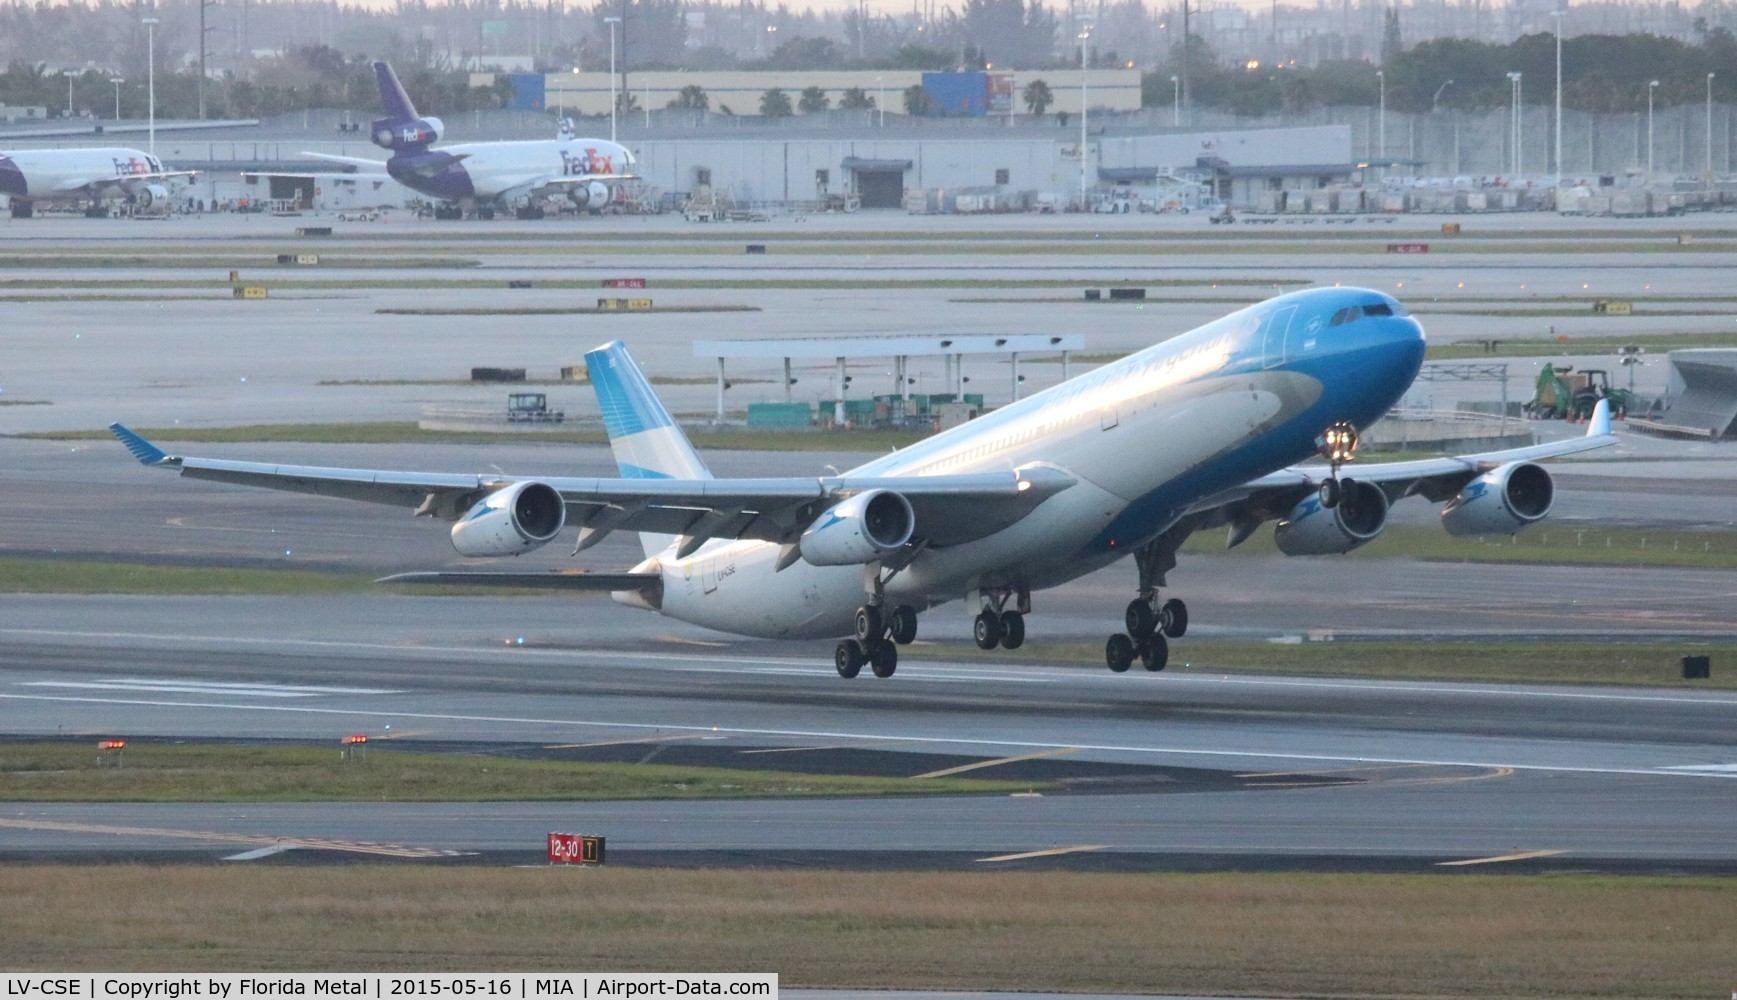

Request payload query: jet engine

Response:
[1441,461,1553,536]
[372,115,444,151]
[133,184,170,211]
[798,489,915,566]
[1273,479,1389,556]
[449,481,566,557]
[567,181,610,210]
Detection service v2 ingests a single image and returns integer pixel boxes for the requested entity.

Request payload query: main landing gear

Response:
[971,586,1029,652]
[1104,526,1191,674]
[835,602,918,679]
[1317,421,1361,510]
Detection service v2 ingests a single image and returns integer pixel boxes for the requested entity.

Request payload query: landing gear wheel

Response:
[889,605,919,645]
[834,639,865,679]
[477,207,496,221]
[1319,477,1342,509]
[1105,634,1135,673]
[1125,599,1157,638]
[855,605,884,644]
[973,610,1003,650]
[869,641,898,678]
[999,611,1025,650]
[1160,598,1189,639]
[1139,632,1169,671]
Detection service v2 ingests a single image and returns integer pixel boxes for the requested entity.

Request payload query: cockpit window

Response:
[1329,306,1362,326]
[1362,302,1394,317]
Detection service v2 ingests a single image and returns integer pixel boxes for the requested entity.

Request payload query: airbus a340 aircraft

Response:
[300,61,634,219]
[0,147,194,218]
[113,286,1615,678]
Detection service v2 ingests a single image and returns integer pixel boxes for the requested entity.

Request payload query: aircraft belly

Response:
[659,541,860,639]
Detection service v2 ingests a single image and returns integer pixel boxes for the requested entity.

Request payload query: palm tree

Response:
[1022,79,1053,115]
[798,85,830,113]
[759,88,794,117]
[839,87,875,110]
[668,84,708,111]
[903,84,935,116]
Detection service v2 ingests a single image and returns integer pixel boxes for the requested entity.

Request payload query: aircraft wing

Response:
[1184,399,1618,533]
[378,570,659,591]
[110,424,1077,551]
[74,170,199,194]
[302,152,394,174]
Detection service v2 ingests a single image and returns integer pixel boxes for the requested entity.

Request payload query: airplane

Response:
[111,286,1617,678]
[297,61,635,220]
[0,147,195,218]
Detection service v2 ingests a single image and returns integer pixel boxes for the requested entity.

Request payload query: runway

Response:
[3,593,1735,871]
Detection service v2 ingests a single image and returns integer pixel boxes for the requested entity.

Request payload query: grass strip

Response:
[22,422,929,451]
[1429,330,1737,359]
[1186,522,1737,569]
[0,743,1034,802]
[2,867,1732,996]
[0,555,367,596]
[1005,639,1737,688]
[376,305,760,316]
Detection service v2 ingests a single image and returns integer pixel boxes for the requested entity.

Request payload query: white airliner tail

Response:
[584,341,712,557]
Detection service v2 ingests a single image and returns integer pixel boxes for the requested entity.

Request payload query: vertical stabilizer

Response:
[585,341,712,558]
[374,61,419,122]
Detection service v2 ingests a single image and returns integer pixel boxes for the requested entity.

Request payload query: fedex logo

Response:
[560,148,612,176]
[112,157,154,176]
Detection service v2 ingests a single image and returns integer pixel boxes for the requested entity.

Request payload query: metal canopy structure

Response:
[1658,349,1737,439]
[693,334,1087,423]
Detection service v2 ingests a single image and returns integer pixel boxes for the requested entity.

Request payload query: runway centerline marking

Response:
[1,694,1733,781]
[1437,849,1565,867]
[976,845,1107,863]
[21,679,402,698]
[915,747,1081,779]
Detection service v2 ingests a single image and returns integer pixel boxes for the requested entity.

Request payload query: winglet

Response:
[108,423,172,466]
[1587,398,1612,437]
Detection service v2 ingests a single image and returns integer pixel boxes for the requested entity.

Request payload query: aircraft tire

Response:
[1105,633,1134,673]
[889,605,918,645]
[1140,632,1169,671]
[1161,599,1189,638]
[855,605,884,644]
[1125,599,1156,638]
[973,610,1002,650]
[1319,478,1342,509]
[869,641,897,678]
[835,639,865,679]
[999,611,1025,650]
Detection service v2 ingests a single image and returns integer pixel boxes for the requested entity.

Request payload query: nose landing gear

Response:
[1317,421,1361,510]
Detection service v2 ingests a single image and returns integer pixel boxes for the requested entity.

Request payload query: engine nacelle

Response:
[568,181,610,210]
[372,115,444,151]
[1273,479,1390,556]
[133,184,170,210]
[449,481,565,557]
[798,489,915,566]
[1441,461,1554,536]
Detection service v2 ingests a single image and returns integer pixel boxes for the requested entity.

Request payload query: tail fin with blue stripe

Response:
[584,341,711,557]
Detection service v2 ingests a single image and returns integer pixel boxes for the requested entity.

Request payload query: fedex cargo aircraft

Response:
[302,62,634,220]
[0,148,194,218]
[114,288,1615,678]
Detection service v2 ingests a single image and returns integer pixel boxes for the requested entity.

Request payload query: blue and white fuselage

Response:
[643,286,1425,638]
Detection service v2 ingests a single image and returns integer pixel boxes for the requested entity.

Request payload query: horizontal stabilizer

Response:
[376,570,659,592]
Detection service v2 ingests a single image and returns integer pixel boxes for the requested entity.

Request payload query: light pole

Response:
[1507,71,1522,178]
[1079,27,1090,211]
[110,77,123,120]
[876,75,883,127]
[1170,74,1179,127]
[1647,79,1659,177]
[603,15,620,142]
[1708,72,1717,179]
[143,16,158,156]
[1432,78,1453,112]
[63,70,74,118]
[1376,68,1384,179]
[1553,8,1563,180]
